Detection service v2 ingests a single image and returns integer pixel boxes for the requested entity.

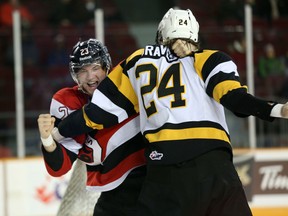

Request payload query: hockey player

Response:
[37,39,147,216]
[38,37,192,216]
[49,8,288,216]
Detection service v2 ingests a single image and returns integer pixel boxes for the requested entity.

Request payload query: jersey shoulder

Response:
[53,86,89,109]
[125,48,144,63]
[194,49,233,66]
[194,49,233,78]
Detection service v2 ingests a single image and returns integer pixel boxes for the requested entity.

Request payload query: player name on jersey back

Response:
[143,45,178,62]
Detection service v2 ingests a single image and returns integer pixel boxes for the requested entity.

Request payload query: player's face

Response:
[77,62,107,96]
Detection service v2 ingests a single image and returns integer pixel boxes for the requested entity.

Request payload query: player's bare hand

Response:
[281,103,288,118]
[37,114,56,139]
[172,39,197,58]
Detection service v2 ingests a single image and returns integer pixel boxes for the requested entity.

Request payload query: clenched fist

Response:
[281,103,288,118]
[172,39,198,58]
[37,114,55,139]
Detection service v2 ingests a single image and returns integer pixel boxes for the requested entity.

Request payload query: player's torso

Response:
[127,47,228,134]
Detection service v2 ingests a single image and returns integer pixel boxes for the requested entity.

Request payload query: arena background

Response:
[0,0,288,215]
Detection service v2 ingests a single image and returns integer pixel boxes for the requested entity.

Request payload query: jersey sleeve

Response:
[41,142,77,177]
[220,88,276,121]
[194,50,246,102]
[194,50,277,121]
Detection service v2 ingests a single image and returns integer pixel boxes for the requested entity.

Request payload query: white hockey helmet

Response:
[156,8,199,45]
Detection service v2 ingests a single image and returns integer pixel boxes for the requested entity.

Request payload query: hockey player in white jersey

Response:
[52,8,288,216]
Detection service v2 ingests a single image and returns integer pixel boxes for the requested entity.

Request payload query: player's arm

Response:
[38,114,57,152]
[55,78,137,138]
[39,88,89,176]
[220,89,288,120]
[199,50,288,121]
[220,88,276,121]
[40,141,78,177]
[55,57,140,140]
[38,113,80,176]
[54,106,94,138]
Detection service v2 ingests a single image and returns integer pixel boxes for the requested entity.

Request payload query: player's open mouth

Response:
[87,81,98,88]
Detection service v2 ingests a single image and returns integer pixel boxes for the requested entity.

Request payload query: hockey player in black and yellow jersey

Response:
[52,8,288,216]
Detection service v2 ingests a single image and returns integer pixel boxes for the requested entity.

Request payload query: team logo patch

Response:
[149,150,164,160]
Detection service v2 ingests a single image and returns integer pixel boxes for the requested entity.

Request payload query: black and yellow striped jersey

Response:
[58,45,276,165]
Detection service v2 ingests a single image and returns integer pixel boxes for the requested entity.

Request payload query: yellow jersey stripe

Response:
[213,80,245,102]
[194,50,217,80]
[145,127,230,144]
[126,48,144,62]
[83,106,104,130]
[109,62,139,113]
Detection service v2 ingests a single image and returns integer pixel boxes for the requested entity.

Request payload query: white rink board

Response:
[1,158,72,216]
[1,149,288,216]
[234,149,288,208]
